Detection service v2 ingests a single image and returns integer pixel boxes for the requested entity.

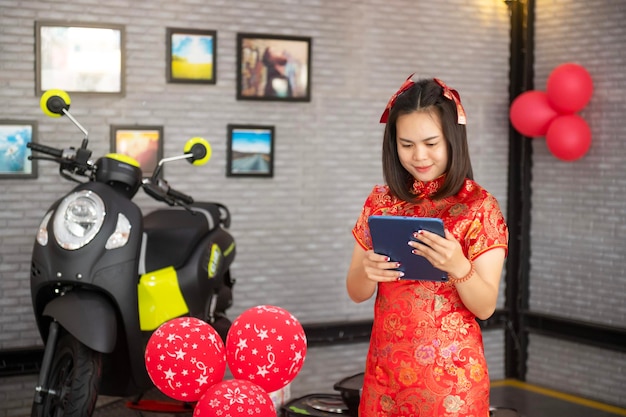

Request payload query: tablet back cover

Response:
[368,215,449,282]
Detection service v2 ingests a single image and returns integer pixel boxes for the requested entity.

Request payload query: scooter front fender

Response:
[43,291,117,353]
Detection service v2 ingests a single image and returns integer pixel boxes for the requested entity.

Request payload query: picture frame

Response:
[166,28,217,84]
[35,21,125,96]
[236,33,311,102]
[226,124,274,178]
[110,126,163,177]
[0,120,38,179]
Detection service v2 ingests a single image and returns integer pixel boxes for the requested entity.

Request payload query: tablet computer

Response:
[368,215,448,282]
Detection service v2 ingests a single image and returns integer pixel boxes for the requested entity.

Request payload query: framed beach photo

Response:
[35,21,125,95]
[0,121,37,179]
[236,33,311,102]
[110,125,163,177]
[166,28,217,84]
[226,124,274,178]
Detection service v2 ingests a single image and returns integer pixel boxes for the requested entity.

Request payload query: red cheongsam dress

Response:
[352,177,509,417]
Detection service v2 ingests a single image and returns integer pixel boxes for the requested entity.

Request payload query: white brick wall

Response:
[0,0,510,342]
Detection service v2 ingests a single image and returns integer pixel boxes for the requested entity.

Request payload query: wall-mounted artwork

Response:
[227,124,274,177]
[0,121,37,179]
[167,28,217,84]
[237,33,311,102]
[35,21,125,95]
[110,126,163,176]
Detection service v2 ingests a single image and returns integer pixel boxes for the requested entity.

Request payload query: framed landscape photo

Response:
[0,120,37,179]
[110,125,163,176]
[167,28,217,84]
[35,21,125,95]
[227,124,274,178]
[236,33,311,102]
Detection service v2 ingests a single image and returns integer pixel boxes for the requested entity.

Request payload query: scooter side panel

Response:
[137,266,189,331]
[176,228,236,317]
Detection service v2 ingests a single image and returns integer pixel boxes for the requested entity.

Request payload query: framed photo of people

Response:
[166,28,217,84]
[35,21,125,96]
[0,120,38,179]
[226,124,274,177]
[110,125,163,177]
[236,33,311,102]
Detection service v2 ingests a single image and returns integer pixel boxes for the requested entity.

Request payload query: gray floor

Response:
[88,380,626,417]
[489,382,626,417]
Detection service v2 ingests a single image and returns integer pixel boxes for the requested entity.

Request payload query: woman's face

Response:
[395,111,449,183]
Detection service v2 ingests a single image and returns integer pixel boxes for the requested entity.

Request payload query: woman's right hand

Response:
[362,250,404,282]
[347,244,400,302]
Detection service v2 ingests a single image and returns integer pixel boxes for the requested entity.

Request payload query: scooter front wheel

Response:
[31,332,102,417]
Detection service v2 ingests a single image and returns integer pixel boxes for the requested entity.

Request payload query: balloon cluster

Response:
[509,63,593,161]
[144,306,307,416]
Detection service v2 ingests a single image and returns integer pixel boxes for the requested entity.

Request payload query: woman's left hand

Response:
[409,229,470,278]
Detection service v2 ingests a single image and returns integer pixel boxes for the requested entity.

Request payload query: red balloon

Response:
[194,379,276,417]
[546,63,593,114]
[509,90,558,137]
[226,305,307,393]
[545,114,591,161]
[145,317,226,401]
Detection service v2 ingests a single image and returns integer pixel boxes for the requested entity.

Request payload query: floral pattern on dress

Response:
[352,177,508,417]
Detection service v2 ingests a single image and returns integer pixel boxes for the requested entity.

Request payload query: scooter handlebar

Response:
[142,181,193,207]
[143,182,170,203]
[166,188,194,205]
[28,142,64,158]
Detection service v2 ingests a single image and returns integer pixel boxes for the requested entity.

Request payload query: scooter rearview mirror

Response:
[40,89,71,118]
[39,89,89,139]
[183,137,212,166]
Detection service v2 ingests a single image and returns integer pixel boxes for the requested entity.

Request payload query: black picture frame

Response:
[166,28,217,84]
[110,125,164,177]
[0,120,38,179]
[226,124,275,177]
[236,33,311,102]
[35,21,125,96]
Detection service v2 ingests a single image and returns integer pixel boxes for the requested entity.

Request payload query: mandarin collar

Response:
[411,175,446,198]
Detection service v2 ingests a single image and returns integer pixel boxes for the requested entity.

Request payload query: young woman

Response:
[346,75,509,416]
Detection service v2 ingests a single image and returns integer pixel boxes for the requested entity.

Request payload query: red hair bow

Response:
[379,73,415,123]
[434,78,467,125]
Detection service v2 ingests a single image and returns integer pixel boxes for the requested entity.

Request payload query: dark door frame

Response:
[504,0,535,380]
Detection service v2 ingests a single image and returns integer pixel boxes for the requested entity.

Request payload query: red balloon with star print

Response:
[145,317,227,401]
[193,379,275,417]
[225,305,307,393]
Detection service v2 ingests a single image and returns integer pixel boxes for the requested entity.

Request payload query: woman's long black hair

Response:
[382,78,473,202]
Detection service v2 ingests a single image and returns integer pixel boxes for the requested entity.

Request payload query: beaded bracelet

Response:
[448,261,475,284]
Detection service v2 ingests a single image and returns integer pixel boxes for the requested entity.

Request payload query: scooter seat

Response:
[143,207,211,271]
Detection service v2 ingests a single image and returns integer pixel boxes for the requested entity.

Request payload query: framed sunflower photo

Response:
[166,28,217,84]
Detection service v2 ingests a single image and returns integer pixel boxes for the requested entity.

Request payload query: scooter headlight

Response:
[53,190,105,250]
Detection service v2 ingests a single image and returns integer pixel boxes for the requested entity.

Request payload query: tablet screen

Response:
[368,215,448,282]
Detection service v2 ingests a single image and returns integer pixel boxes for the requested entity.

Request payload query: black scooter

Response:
[28,90,236,417]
